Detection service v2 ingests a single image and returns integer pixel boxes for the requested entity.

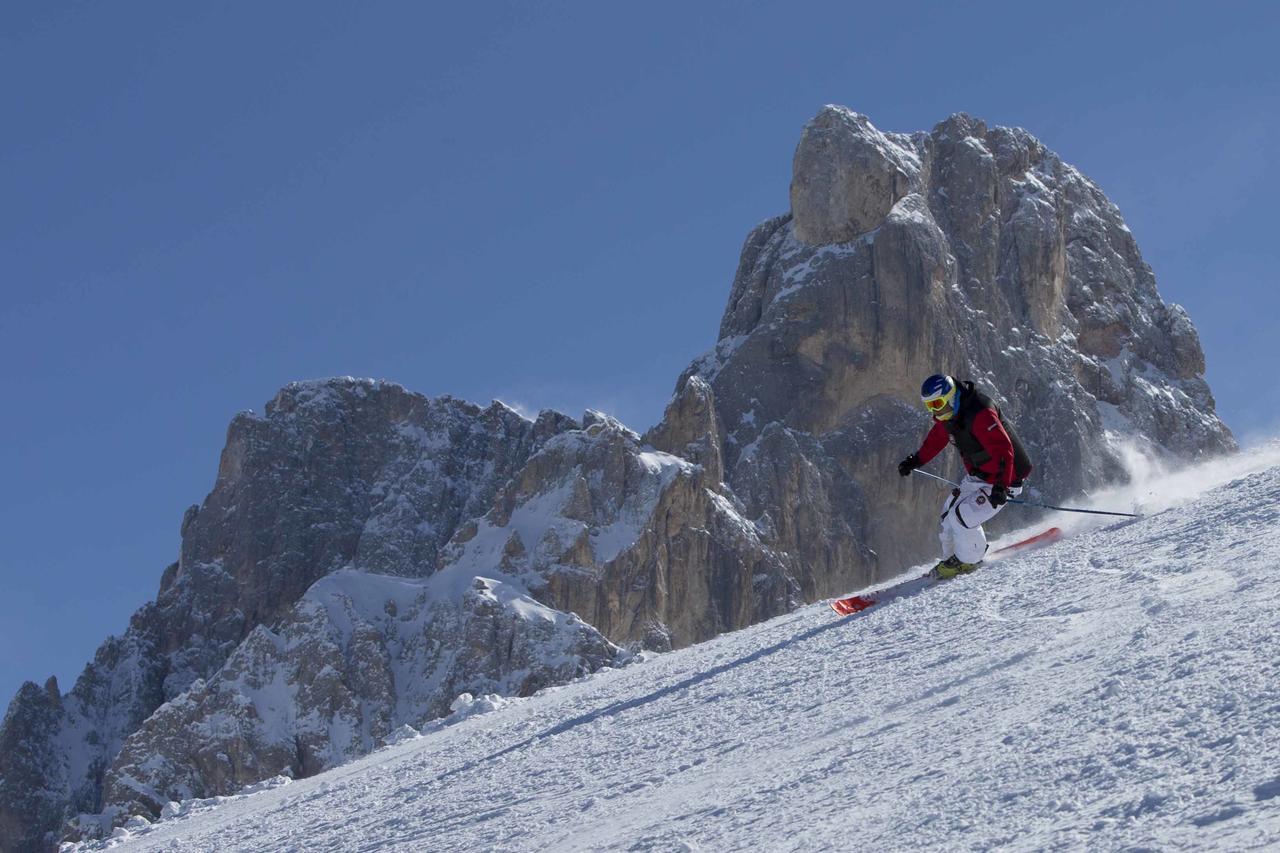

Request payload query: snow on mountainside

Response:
[73,446,1280,851]
[94,567,618,827]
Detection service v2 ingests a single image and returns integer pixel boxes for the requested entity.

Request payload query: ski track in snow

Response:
[76,455,1280,852]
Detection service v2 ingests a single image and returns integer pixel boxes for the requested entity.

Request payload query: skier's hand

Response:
[897,453,921,477]
[989,484,1009,507]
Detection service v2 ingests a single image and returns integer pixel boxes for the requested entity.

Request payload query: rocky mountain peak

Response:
[790,104,921,244]
[691,105,1233,600]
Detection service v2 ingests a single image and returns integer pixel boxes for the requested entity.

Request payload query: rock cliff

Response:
[0,108,1233,851]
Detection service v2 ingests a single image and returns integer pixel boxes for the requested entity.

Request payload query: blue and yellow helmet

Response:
[920,374,957,421]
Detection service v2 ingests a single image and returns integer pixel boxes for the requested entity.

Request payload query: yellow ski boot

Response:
[930,556,981,580]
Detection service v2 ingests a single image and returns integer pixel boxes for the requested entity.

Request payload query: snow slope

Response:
[71,447,1280,851]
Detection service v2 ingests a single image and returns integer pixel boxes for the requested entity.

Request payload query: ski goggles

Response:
[923,396,950,412]
[926,384,957,412]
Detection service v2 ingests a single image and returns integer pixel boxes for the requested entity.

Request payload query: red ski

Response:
[829,527,1064,617]
[992,526,1062,555]
[830,595,877,616]
[829,572,934,616]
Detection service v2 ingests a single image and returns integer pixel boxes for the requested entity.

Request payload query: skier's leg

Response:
[938,489,960,559]
[950,477,1000,565]
[952,523,989,564]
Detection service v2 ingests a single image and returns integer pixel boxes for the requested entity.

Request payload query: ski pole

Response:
[1006,498,1141,518]
[909,468,961,488]
[910,468,1141,518]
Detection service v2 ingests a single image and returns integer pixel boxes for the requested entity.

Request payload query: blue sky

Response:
[2,1,1276,701]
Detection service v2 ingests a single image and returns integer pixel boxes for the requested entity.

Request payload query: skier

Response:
[897,374,1033,579]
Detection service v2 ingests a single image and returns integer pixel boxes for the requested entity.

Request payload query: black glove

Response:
[989,484,1008,507]
[897,453,921,478]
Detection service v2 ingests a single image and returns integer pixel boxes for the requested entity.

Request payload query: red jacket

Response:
[917,408,1017,488]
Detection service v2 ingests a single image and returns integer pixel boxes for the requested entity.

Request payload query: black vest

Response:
[945,380,1033,483]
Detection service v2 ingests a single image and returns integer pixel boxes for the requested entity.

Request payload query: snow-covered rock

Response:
[100,570,617,818]
[446,409,792,650]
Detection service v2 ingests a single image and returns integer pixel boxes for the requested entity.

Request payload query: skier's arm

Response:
[972,409,1016,488]
[916,420,949,465]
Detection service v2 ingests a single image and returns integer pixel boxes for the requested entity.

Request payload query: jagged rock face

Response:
[0,606,166,852]
[722,397,924,595]
[160,380,569,695]
[0,681,66,852]
[0,379,571,850]
[642,376,725,485]
[446,408,793,651]
[101,571,617,818]
[688,105,1235,590]
[790,107,914,244]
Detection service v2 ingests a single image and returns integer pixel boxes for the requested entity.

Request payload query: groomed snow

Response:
[72,446,1280,852]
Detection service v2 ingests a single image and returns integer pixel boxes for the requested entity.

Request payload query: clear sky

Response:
[2,1,1276,702]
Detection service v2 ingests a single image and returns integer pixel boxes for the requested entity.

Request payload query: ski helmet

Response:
[920,374,957,421]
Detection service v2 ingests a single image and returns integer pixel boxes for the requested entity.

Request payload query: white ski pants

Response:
[939,475,1021,563]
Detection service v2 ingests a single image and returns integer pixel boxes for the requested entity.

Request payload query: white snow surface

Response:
[72,446,1280,852]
